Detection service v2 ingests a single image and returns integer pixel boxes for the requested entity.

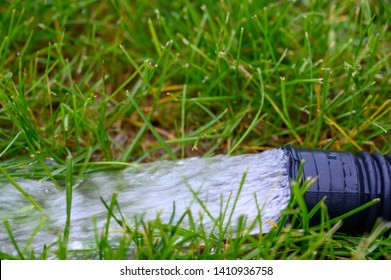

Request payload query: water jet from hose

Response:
[0,146,390,257]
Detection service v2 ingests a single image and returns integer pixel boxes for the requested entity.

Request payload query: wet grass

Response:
[0,0,390,259]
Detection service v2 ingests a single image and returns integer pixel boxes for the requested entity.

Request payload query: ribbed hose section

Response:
[282,145,391,232]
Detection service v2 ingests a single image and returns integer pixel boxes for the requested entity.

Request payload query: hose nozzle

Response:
[282,145,391,232]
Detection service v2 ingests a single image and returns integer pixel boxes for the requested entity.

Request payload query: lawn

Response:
[0,0,390,259]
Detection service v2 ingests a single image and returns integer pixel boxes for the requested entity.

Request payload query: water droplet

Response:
[4,72,13,79]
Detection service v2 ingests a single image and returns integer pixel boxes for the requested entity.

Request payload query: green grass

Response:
[0,0,390,259]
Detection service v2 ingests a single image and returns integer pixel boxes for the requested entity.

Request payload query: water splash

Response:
[0,148,291,257]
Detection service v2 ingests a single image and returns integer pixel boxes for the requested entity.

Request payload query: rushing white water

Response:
[0,148,291,258]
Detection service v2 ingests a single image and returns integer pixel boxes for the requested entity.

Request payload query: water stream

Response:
[0,148,291,258]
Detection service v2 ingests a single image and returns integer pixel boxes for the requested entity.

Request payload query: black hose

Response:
[282,145,391,232]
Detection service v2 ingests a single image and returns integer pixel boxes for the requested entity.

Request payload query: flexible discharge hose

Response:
[282,145,391,232]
